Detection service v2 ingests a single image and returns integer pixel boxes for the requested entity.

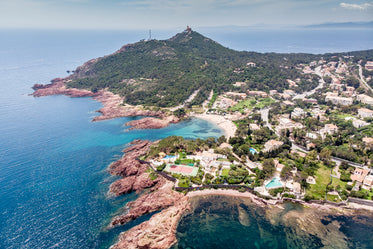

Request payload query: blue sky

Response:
[0,0,372,29]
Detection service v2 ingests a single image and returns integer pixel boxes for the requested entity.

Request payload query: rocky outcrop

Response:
[109,140,151,177]
[91,91,162,121]
[125,116,179,130]
[107,140,190,249]
[111,181,185,226]
[111,195,190,249]
[31,80,169,123]
[32,77,95,97]
[110,173,157,196]
[108,140,159,196]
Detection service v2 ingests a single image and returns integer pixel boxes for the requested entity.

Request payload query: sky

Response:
[0,0,372,30]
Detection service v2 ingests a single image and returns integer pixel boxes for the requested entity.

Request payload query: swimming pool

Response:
[249,148,258,154]
[163,155,176,159]
[265,177,283,189]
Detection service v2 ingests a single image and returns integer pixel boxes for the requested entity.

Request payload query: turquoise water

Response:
[1,29,372,248]
[0,31,223,249]
[164,155,177,159]
[249,148,257,154]
[265,177,283,189]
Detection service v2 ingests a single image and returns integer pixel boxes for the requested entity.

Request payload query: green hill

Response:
[67,28,373,107]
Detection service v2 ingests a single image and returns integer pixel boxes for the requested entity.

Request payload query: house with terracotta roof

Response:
[264,140,284,152]
[351,168,370,183]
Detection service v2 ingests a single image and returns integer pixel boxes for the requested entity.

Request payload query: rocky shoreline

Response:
[31,78,179,128]
[107,140,190,249]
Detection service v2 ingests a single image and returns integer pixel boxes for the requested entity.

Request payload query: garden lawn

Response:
[221,168,230,177]
[308,165,348,200]
[255,98,275,109]
[307,166,332,200]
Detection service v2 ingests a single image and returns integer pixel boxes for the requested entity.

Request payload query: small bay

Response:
[0,28,372,248]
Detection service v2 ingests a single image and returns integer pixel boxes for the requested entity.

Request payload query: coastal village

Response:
[142,58,373,204]
[30,29,373,249]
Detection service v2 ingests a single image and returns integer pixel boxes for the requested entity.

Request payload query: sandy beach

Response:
[186,189,270,206]
[191,113,237,138]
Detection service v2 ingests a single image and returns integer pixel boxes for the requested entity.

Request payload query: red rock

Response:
[110,176,137,196]
[111,181,184,226]
[125,116,179,130]
[111,195,190,249]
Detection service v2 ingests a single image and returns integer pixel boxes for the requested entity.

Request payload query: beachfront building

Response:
[363,175,373,189]
[358,108,373,119]
[264,140,284,152]
[213,96,237,110]
[351,168,370,183]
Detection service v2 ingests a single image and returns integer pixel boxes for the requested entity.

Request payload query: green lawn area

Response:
[255,98,275,109]
[308,166,332,200]
[229,99,256,113]
[336,113,354,119]
[221,168,230,177]
[327,194,341,202]
[180,159,194,165]
[308,165,348,200]
[362,189,373,200]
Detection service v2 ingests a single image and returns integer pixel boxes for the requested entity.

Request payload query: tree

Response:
[320,147,332,166]
[173,108,186,118]
[262,159,275,179]
[217,135,227,145]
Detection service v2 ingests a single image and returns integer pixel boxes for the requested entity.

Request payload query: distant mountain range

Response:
[305,21,373,29]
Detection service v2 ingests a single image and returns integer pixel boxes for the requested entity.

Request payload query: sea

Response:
[0,28,372,249]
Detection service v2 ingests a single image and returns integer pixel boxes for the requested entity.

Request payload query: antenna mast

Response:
[149,29,152,40]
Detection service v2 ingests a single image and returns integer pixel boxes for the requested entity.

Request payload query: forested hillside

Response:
[66,28,373,107]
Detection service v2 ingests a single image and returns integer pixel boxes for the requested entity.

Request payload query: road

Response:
[291,143,366,169]
[170,88,201,111]
[358,64,373,92]
[293,66,325,100]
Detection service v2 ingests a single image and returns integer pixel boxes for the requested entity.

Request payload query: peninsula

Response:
[31,27,373,248]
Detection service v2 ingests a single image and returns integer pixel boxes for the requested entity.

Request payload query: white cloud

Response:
[340,2,373,10]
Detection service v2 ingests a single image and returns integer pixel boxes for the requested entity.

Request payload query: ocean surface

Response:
[0,28,372,248]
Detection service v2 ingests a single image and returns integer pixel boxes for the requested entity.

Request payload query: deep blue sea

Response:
[0,28,372,249]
